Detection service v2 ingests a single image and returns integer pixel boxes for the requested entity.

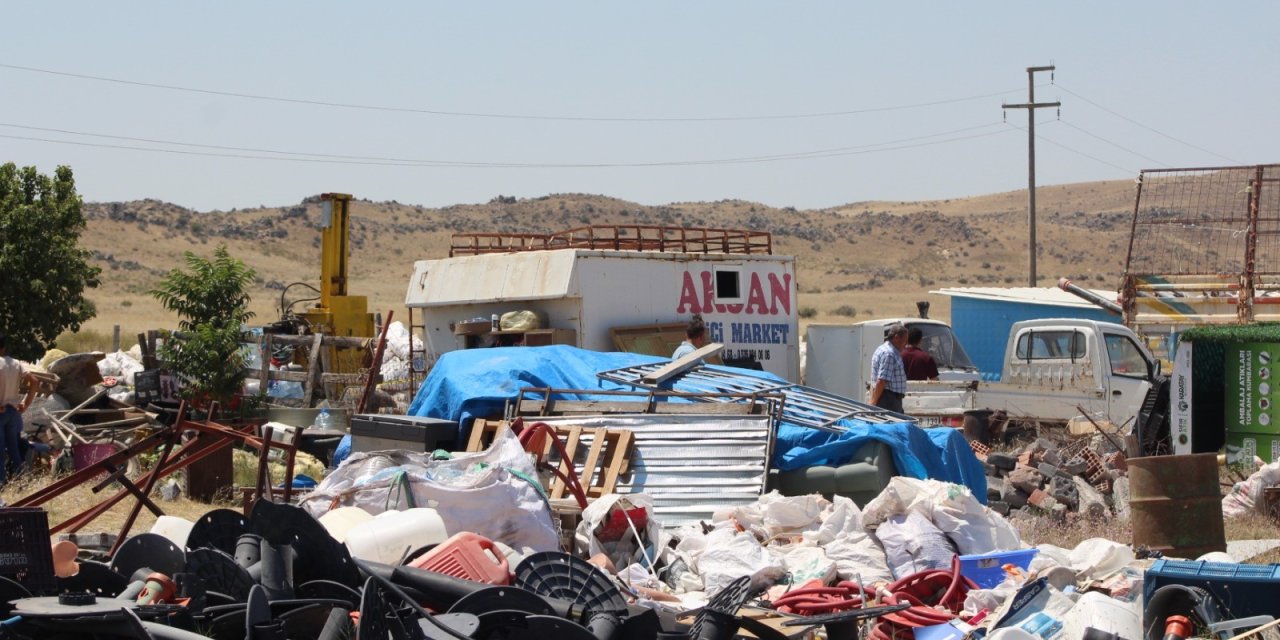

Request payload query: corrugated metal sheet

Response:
[530,414,772,529]
[596,363,914,430]
[932,286,1117,308]
[405,250,580,306]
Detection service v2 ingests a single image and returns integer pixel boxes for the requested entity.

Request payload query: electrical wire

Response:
[1057,118,1170,167]
[1003,120,1135,174]
[1054,83,1241,164]
[0,62,1023,122]
[0,121,1018,168]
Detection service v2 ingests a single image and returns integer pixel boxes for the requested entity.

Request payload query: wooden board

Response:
[467,420,633,500]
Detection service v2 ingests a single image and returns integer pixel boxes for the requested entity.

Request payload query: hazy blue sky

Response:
[2,3,1274,211]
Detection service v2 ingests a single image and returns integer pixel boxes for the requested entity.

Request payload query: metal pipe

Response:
[1056,277,1123,315]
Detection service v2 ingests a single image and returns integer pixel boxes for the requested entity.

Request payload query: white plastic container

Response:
[318,506,374,543]
[1059,591,1140,640]
[150,515,196,548]
[344,508,449,565]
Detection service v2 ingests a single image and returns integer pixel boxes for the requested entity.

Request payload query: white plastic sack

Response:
[1222,460,1280,518]
[98,350,144,386]
[384,321,416,361]
[862,477,1021,555]
[574,493,664,572]
[299,428,559,552]
[758,492,828,536]
[781,546,837,585]
[802,496,893,585]
[1066,538,1134,582]
[695,528,783,596]
[875,510,956,579]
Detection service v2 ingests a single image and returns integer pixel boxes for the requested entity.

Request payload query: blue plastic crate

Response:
[958,549,1039,589]
[1144,559,1280,619]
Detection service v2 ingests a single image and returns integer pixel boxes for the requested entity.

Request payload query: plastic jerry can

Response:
[408,532,510,585]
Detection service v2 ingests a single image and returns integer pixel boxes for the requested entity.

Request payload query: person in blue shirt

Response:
[672,315,708,360]
[869,323,909,413]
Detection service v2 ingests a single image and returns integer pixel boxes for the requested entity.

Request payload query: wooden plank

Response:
[599,430,633,495]
[302,332,324,406]
[260,333,272,392]
[577,430,606,499]
[641,342,725,385]
[320,373,367,385]
[552,426,583,500]
[319,338,335,402]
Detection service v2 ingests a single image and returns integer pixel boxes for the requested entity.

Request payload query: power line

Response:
[0,62,1024,123]
[0,122,1018,168]
[1054,83,1241,164]
[1004,120,1134,174]
[1057,118,1169,167]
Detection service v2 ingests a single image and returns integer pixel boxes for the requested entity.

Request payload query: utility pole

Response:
[1003,65,1060,287]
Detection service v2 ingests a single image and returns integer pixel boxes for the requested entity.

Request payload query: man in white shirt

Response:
[0,334,37,485]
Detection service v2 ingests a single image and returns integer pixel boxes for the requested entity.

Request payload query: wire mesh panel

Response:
[1126,166,1259,277]
[1123,164,1280,325]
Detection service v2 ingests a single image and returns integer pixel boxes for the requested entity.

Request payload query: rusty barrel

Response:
[1128,453,1225,558]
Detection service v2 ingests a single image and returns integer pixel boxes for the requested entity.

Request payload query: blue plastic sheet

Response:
[407,345,986,501]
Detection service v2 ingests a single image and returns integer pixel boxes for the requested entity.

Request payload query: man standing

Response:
[672,314,709,360]
[901,327,940,381]
[0,334,37,485]
[869,323,909,413]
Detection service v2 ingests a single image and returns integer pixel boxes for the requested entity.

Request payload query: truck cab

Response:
[993,318,1159,424]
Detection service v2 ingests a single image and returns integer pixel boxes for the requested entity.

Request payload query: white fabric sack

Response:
[801,495,893,585]
[757,491,828,537]
[574,493,664,571]
[875,510,956,579]
[1067,538,1135,582]
[782,546,837,585]
[299,428,558,552]
[1222,460,1280,518]
[863,476,1021,555]
[695,529,783,596]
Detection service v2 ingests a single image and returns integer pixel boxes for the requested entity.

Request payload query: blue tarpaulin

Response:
[407,345,986,501]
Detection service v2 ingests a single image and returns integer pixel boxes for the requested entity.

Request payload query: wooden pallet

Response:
[468,420,634,501]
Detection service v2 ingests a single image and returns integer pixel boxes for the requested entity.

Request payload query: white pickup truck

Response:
[804,318,1159,426]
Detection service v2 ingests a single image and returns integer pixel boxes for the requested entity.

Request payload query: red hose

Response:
[765,557,976,640]
[512,419,590,509]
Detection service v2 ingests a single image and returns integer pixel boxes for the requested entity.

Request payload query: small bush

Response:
[55,329,113,353]
[833,305,857,317]
[798,306,818,319]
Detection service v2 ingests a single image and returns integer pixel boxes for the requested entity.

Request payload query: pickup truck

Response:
[804,318,1159,427]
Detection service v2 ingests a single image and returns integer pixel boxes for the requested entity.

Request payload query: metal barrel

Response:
[1128,453,1226,558]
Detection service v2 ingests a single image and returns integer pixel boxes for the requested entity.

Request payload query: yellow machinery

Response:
[286,193,375,385]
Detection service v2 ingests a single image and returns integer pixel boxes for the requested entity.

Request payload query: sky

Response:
[2,3,1277,212]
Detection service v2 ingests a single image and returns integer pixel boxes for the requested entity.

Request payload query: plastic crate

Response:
[0,508,56,595]
[958,549,1039,589]
[1144,559,1280,619]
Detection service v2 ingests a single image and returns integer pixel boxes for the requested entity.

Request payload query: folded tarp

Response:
[406,345,986,502]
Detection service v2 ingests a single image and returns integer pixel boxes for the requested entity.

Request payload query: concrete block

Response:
[1028,488,1058,510]
[987,453,1017,471]
[1050,475,1079,509]
[1002,484,1030,509]
[987,477,1006,502]
[1037,462,1066,480]
[1073,475,1109,519]
[1062,458,1089,476]
[1008,464,1045,494]
[1111,476,1131,521]
[988,501,1011,516]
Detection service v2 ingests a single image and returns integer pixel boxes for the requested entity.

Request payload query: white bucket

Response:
[150,515,196,549]
[344,508,449,565]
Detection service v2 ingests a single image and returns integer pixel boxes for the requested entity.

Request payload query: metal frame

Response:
[450,224,773,257]
[13,402,299,555]
[595,363,913,432]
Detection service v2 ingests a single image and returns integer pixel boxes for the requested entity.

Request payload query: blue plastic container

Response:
[958,549,1039,588]
[1143,559,1280,619]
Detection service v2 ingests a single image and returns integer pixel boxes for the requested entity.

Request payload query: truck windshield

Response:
[911,323,977,370]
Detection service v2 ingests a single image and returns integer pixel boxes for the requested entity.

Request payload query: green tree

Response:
[150,246,257,411]
[0,163,101,361]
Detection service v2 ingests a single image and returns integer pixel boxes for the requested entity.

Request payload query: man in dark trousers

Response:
[869,323,909,413]
[901,326,940,381]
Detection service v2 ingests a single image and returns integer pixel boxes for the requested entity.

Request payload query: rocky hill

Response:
[78,179,1139,339]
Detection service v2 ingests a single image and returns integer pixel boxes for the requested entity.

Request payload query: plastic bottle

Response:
[313,407,334,431]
